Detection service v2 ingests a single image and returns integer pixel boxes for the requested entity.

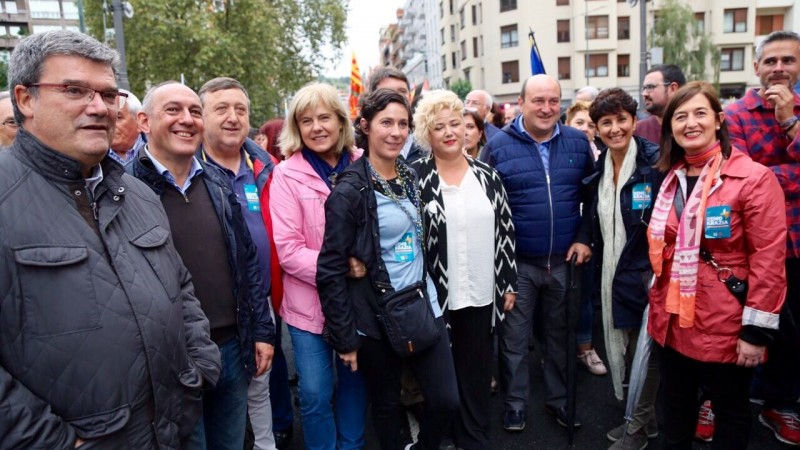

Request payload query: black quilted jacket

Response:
[0,130,221,449]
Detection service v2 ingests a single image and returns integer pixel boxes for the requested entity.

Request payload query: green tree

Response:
[649,0,720,87]
[449,79,472,101]
[84,0,347,122]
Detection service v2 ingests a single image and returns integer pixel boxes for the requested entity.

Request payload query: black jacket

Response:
[0,130,220,449]
[129,151,276,377]
[316,157,401,353]
[584,136,663,329]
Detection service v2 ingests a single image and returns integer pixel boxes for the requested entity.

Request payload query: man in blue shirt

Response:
[482,74,594,433]
[197,77,294,450]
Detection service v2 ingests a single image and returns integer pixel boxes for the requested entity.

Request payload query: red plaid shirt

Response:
[724,88,800,258]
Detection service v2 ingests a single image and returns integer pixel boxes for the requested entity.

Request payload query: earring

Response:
[716,126,720,130]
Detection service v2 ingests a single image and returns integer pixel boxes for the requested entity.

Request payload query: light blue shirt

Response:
[375,191,441,318]
[516,115,561,173]
[144,146,204,194]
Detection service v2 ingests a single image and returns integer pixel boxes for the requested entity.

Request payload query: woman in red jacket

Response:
[647,81,787,450]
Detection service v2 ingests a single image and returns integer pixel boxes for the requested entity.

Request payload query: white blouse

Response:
[441,168,495,310]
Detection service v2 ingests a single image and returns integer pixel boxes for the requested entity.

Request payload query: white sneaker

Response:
[578,349,608,376]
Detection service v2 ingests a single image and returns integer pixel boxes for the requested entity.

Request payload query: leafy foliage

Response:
[649,0,720,87]
[84,0,348,122]
[449,78,472,101]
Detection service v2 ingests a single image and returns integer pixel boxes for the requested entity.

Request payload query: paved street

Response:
[281,325,787,449]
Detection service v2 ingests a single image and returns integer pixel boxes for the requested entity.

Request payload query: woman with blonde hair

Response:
[269,82,367,450]
[413,89,517,450]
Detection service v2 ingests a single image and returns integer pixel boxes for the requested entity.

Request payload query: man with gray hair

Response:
[109,88,145,164]
[0,30,220,448]
[0,91,18,148]
[574,85,599,103]
[466,89,501,140]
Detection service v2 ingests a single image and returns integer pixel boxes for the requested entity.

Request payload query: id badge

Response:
[394,232,415,262]
[705,205,732,239]
[243,184,261,212]
[631,183,652,210]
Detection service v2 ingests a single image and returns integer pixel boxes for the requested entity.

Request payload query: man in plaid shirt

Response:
[725,30,800,446]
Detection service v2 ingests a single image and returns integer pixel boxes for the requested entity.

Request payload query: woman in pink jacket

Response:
[647,81,787,449]
[270,82,366,450]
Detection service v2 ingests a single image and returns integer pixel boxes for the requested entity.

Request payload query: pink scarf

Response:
[648,142,722,327]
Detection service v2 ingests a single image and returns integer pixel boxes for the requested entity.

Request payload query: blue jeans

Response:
[288,325,367,450]
[186,338,249,450]
[577,262,596,346]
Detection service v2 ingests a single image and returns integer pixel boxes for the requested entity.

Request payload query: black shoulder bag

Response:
[366,162,441,358]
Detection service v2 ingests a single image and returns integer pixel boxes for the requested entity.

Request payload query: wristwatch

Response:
[780,116,799,133]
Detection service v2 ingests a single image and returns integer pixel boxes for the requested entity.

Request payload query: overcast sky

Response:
[325,0,406,78]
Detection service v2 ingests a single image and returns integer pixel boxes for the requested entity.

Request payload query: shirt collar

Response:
[144,145,204,192]
[516,115,561,144]
[85,164,104,195]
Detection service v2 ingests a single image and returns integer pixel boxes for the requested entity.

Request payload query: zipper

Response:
[545,173,554,271]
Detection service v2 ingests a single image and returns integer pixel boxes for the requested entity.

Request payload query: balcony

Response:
[0,10,30,22]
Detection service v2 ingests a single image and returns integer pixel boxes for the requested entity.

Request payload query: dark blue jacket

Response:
[128,153,276,378]
[482,119,595,262]
[585,136,663,329]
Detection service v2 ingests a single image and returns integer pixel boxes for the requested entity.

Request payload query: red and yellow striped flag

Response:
[349,53,363,120]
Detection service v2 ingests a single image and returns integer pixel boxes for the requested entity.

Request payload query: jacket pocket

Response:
[177,365,204,438]
[14,245,100,337]
[130,225,182,302]
[66,404,131,439]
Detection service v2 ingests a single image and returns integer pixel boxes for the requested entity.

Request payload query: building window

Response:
[558,57,571,80]
[473,37,479,57]
[557,20,570,43]
[449,0,454,14]
[756,15,783,36]
[450,24,456,42]
[441,28,445,44]
[4,1,18,13]
[724,8,747,33]
[439,2,443,18]
[617,54,630,77]
[618,16,630,40]
[442,55,447,71]
[500,0,517,13]
[587,15,609,39]
[721,48,745,71]
[472,5,477,25]
[586,53,609,77]
[479,3,482,23]
[29,0,61,19]
[557,0,569,5]
[480,35,484,56]
[694,12,705,34]
[460,8,465,29]
[452,52,457,69]
[62,1,79,19]
[461,40,467,59]
[464,68,471,84]
[502,60,520,83]
[501,24,519,48]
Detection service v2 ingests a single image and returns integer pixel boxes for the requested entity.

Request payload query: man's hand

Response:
[763,84,796,124]
[503,292,516,311]
[339,351,358,372]
[346,257,367,278]
[75,438,85,448]
[566,243,592,265]
[736,339,766,368]
[254,342,274,376]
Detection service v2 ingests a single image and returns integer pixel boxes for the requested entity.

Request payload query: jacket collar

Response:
[719,148,752,178]
[13,127,128,194]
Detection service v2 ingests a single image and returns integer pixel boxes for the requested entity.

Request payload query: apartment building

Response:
[387,0,798,104]
[1,0,81,52]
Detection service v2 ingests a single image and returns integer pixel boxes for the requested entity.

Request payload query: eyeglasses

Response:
[642,83,671,92]
[26,83,128,110]
[1,118,18,129]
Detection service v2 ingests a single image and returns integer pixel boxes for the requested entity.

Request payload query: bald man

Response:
[482,74,594,433]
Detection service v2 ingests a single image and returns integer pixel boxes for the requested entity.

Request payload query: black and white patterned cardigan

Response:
[413,156,518,328]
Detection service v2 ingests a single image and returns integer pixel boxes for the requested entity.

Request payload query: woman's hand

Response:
[346,257,367,278]
[339,351,358,372]
[736,339,766,368]
[503,292,516,311]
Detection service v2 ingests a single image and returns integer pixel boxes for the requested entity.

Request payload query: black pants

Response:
[659,345,754,450]
[358,318,459,450]
[761,258,800,410]
[450,305,493,450]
